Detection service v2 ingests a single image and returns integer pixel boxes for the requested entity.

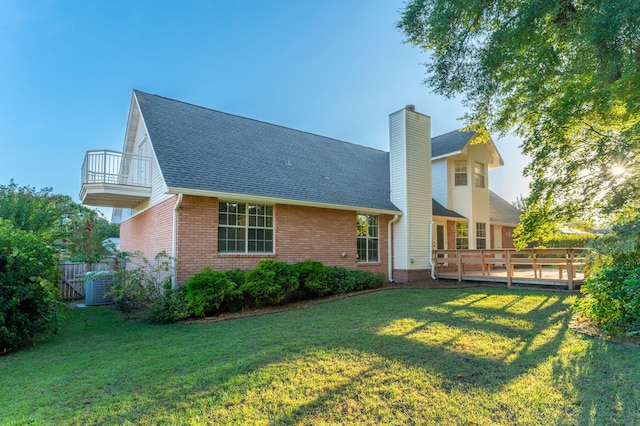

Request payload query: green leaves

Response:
[399,0,640,242]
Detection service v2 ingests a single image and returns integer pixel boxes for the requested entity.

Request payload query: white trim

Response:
[167,187,403,216]
[431,150,462,161]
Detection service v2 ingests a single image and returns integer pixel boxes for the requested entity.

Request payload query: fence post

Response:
[567,250,575,291]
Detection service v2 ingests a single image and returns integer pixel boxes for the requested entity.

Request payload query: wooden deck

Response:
[433,248,587,290]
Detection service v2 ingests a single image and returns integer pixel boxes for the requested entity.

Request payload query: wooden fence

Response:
[59,262,111,300]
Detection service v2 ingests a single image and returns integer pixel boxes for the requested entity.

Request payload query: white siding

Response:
[450,157,474,220]
[405,111,432,269]
[389,110,408,269]
[119,103,170,222]
[431,159,448,207]
[389,108,432,271]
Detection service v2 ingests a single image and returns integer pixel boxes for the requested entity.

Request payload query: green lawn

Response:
[2,287,639,425]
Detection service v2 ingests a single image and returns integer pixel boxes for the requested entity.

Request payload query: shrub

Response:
[350,269,386,291]
[109,251,172,319]
[574,212,640,335]
[224,268,246,286]
[184,267,240,317]
[542,233,598,248]
[295,260,335,297]
[241,259,299,305]
[0,219,62,354]
[148,285,191,324]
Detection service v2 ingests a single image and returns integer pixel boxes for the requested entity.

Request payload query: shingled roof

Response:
[432,199,466,219]
[431,129,476,159]
[135,90,400,213]
[489,191,522,225]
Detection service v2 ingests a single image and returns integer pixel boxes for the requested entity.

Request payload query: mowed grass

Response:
[2,287,639,425]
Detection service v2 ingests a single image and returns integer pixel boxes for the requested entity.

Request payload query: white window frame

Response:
[455,160,468,186]
[476,222,487,250]
[357,214,379,263]
[218,201,274,254]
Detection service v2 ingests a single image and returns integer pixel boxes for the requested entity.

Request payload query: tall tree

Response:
[398,0,640,245]
[0,180,119,263]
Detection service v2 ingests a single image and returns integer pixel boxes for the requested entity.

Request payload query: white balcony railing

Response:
[81,150,151,187]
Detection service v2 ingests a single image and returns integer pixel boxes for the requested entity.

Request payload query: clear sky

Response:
[0,0,530,217]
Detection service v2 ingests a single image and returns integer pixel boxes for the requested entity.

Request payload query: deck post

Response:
[567,250,575,291]
[457,250,462,282]
[506,250,512,287]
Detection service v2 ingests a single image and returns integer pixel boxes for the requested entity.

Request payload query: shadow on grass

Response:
[6,287,639,424]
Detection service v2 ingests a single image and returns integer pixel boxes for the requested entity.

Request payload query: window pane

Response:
[219,201,273,254]
[357,214,379,262]
[357,237,367,261]
[368,239,379,262]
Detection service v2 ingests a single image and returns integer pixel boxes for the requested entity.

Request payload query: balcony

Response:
[80,150,152,208]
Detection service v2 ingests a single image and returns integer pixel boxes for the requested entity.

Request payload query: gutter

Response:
[387,215,400,282]
[171,193,183,289]
[429,220,437,280]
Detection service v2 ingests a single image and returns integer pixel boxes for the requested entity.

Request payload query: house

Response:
[80,90,521,285]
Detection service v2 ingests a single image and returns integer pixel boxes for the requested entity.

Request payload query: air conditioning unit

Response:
[84,270,115,306]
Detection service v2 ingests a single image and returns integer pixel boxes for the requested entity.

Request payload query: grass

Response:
[1,287,639,425]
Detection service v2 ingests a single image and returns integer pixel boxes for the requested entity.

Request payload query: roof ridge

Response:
[133,89,388,154]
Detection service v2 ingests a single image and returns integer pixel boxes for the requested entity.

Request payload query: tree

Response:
[0,219,62,353]
[0,180,119,264]
[398,0,640,245]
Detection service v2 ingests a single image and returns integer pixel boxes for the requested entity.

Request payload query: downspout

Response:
[171,193,184,289]
[429,220,437,280]
[387,215,400,282]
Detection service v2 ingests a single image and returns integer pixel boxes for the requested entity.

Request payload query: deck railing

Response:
[433,248,588,290]
[81,150,151,187]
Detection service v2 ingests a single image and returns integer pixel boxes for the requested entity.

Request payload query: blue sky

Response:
[0,0,529,217]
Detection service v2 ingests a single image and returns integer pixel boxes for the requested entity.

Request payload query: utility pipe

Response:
[429,220,437,280]
[171,193,184,289]
[387,214,400,282]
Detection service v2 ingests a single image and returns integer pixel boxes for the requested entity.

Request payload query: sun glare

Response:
[611,165,626,177]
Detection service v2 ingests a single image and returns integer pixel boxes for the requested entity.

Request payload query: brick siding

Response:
[171,195,390,284]
[120,196,176,266]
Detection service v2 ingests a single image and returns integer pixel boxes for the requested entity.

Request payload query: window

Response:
[357,214,379,262]
[476,222,487,249]
[456,222,469,249]
[474,162,485,188]
[218,201,273,253]
[455,160,467,186]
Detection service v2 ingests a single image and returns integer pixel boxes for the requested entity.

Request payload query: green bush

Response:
[184,267,240,317]
[0,218,62,354]
[241,259,299,305]
[224,268,246,286]
[109,251,172,319]
[574,212,640,335]
[148,285,191,324]
[542,233,598,248]
[295,260,335,297]
[329,267,386,294]
[349,269,386,291]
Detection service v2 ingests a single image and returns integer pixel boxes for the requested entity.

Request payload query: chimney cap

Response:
[405,104,416,111]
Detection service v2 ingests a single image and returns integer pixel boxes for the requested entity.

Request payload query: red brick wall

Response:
[172,195,391,284]
[120,196,176,266]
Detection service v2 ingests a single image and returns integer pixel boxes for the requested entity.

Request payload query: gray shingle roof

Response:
[432,199,466,219]
[431,129,476,158]
[135,90,400,212]
[489,191,522,225]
